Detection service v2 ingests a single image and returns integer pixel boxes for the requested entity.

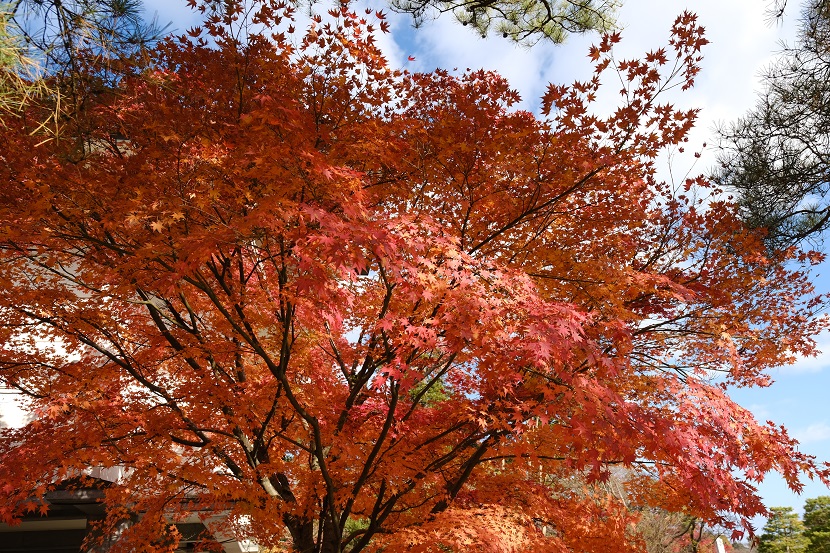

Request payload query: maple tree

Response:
[560,470,735,553]
[1,1,829,552]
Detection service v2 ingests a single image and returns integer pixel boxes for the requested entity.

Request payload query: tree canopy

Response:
[755,497,830,553]
[716,0,830,249]
[760,507,810,553]
[1,2,828,552]
[805,497,830,553]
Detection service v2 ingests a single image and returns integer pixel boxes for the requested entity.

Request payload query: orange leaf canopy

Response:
[0,4,827,552]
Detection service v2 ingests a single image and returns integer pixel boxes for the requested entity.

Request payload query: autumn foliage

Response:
[0,2,828,552]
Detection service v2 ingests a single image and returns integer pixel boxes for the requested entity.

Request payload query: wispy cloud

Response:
[794,422,830,444]
[744,403,772,422]
[374,0,800,175]
[775,333,830,375]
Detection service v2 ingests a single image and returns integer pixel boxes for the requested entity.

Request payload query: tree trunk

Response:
[284,515,315,553]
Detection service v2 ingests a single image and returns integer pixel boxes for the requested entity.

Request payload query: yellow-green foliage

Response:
[0,5,49,122]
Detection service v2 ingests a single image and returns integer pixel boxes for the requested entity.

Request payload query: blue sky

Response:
[137,0,830,520]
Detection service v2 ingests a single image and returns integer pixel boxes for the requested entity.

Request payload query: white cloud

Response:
[743,402,772,422]
[772,332,830,375]
[408,15,559,111]
[780,350,830,374]
[375,0,801,178]
[794,422,830,444]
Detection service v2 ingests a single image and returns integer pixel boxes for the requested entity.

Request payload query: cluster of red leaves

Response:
[0,1,827,551]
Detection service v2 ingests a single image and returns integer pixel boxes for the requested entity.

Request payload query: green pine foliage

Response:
[805,497,830,553]
[0,4,48,120]
[716,0,830,250]
[389,0,619,44]
[759,507,810,553]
